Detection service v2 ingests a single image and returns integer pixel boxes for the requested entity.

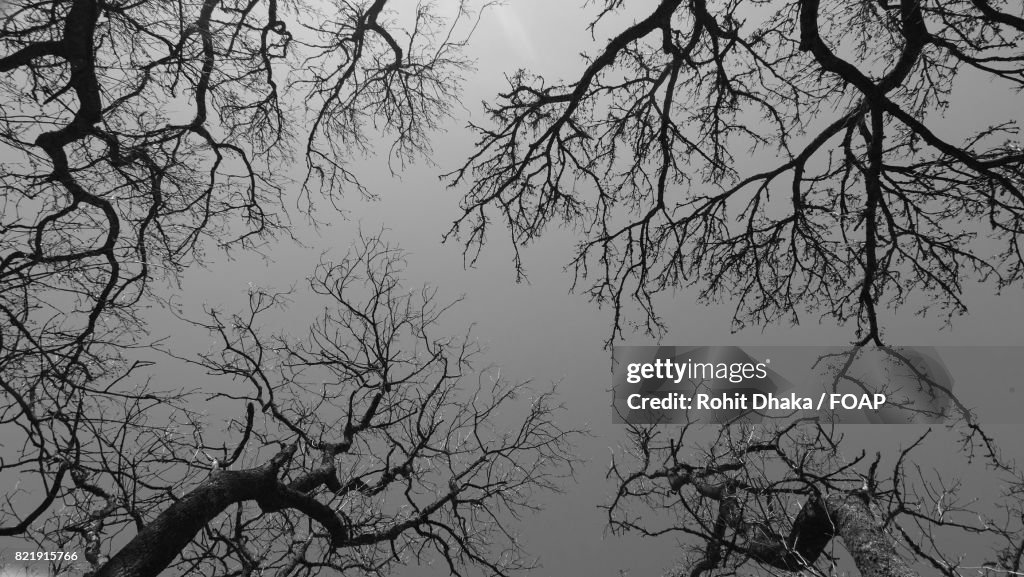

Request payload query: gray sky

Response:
[3,0,1024,575]
[169,1,1024,575]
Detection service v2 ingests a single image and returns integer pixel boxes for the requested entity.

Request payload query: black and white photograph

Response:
[1,0,1023,576]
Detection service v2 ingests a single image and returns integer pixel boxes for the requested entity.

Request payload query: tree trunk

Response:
[92,467,277,577]
[826,492,917,577]
[741,491,916,577]
[89,446,331,577]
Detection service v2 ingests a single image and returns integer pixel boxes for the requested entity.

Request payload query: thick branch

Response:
[92,446,312,577]
[736,492,916,576]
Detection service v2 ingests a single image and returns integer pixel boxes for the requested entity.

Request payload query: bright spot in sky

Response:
[491,4,536,62]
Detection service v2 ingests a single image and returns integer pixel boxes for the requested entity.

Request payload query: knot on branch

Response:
[667,468,690,491]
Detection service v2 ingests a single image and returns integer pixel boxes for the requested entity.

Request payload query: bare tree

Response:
[0,0,477,417]
[23,231,577,577]
[447,0,1024,346]
[1,0,475,386]
[607,416,1023,577]
[605,342,1021,577]
[443,2,1024,575]
[0,1,579,576]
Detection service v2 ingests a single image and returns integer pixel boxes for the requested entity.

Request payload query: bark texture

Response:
[92,467,276,577]
[827,492,916,577]
[91,447,314,577]
[747,491,917,577]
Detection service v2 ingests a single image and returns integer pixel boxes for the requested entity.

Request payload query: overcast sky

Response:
[167,1,1024,576]
[3,0,1023,575]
